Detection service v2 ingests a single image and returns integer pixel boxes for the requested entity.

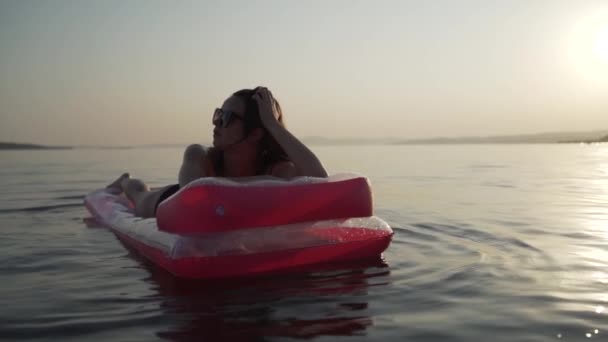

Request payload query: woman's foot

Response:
[106,173,130,193]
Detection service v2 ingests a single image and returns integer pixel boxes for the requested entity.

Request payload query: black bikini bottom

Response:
[154,184,180,215]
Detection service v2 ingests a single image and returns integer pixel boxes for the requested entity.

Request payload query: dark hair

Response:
[208,87,289,176]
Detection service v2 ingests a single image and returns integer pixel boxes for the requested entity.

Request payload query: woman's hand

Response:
[253,87,281,127]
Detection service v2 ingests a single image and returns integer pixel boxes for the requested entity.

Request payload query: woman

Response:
[106,87,328,218]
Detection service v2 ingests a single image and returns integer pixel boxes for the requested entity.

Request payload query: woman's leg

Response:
[105,144,207,218]
[106,173,171,218]
[106,172,131,193]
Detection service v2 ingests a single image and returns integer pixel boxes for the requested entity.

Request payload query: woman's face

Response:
[212,95,246,149]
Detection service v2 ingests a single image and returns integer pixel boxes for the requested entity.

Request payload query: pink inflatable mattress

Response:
[84,174,393,279]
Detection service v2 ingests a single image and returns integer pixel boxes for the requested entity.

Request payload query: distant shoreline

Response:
[558,134,608,144]
[2,130,607,149]
[304,132,608,145]
[0,142,72,150]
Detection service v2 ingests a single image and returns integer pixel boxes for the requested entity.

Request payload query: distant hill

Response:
[302,136,399,146]
[559,134,608,144]
[303,130,608,145]
[0,142,72,150]
[395,130,608,144]
[4,130,607,149]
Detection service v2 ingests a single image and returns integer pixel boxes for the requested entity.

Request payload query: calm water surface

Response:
[1,144,608,341]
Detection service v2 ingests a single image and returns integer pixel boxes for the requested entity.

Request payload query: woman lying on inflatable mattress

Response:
[106,86,328,218]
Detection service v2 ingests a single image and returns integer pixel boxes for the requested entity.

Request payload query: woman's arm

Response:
[264,120,328,177]
[254,87,328,178]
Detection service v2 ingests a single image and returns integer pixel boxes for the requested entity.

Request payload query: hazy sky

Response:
[1,0,607,146]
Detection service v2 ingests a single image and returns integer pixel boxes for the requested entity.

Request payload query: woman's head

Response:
[210,87,289,173]
[211,94,248,150]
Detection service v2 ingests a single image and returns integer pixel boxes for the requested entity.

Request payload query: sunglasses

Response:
[213,108,244,128]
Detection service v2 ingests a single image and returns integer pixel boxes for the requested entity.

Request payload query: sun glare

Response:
[566,10,608,86]
[593,26,608,62]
